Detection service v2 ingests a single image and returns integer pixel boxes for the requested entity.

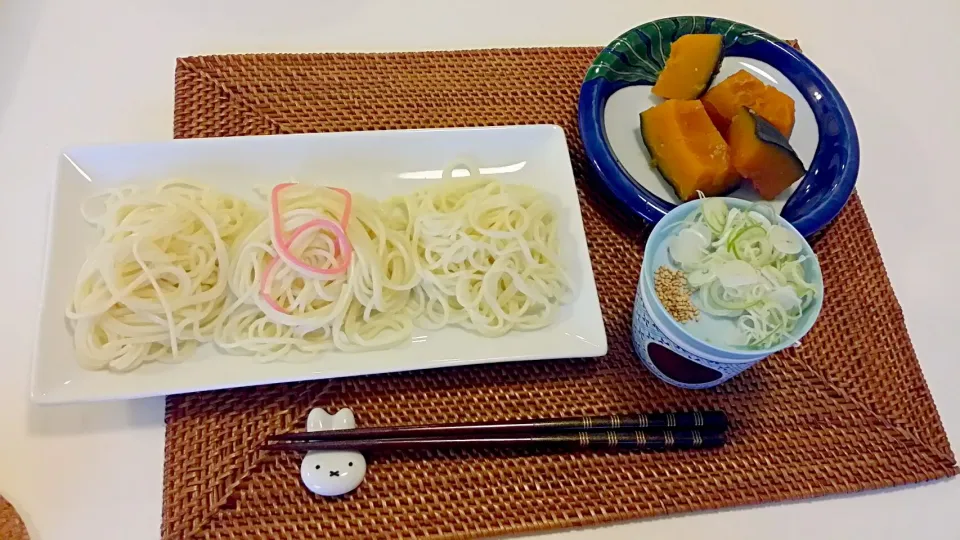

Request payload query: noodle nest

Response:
[67,181,261,372]
[69,165,573,371]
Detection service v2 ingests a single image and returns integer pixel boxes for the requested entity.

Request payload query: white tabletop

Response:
[1,1,957,538]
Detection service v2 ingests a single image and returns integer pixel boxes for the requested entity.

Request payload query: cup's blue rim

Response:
[641,197,824,357]
[578,16,861,238]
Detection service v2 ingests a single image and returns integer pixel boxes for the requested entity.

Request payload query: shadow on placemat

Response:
[162,48,956,540]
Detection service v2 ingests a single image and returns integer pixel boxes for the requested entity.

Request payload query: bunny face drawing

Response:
[300,408,367,497]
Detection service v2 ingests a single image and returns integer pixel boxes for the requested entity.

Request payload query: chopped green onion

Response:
[662,199,819,349]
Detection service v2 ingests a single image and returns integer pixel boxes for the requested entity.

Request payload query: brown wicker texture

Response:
[0,495,29,540]
[163,48,956,540]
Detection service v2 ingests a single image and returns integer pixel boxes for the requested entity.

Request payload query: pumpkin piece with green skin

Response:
[701,70,796,138]
[652,34,725,100]
[639,99,740,202]
[728,107,806,200]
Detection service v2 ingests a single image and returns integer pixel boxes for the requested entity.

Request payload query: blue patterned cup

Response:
[632,198,823,389]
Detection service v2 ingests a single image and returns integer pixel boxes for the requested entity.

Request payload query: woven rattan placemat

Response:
[0,495,29,540]
[162,48,957,539]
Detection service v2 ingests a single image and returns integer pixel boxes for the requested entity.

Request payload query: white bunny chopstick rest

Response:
[299,408,367,496]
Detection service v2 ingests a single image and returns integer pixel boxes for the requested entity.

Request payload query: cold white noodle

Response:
[69,165,575,370]
[67,181,261,372]
[385,162,573,337]
[214,184,420,360]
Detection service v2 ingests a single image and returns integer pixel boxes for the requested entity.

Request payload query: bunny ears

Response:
[307,408,356,432]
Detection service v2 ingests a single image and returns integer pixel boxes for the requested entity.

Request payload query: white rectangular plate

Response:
[32,125,607,404]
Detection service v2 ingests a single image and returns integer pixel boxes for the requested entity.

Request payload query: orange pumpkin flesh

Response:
[651,34,724,100]
[701,70,796,138]
[639,100,740,201]
[728,108,806,200]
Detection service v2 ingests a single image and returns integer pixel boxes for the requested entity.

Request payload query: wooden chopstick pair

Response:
[262,410,728,453]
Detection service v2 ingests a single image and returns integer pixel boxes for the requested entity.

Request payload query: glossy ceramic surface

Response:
[631,197,823,388]
[32,125,607,403]
[579,16,859,237]
[641,197,824,357]
[632,280,761,389]
[301,408,366,497]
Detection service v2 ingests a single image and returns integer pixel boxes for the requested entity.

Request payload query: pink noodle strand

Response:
[330,187,353,230]
[260,183,354,310]
[259,257,289,314]
[278,218,352,275]
[270,182,297,244]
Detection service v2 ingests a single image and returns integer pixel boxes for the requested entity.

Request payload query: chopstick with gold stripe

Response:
[266,410,727,444]
[261,429,725,453]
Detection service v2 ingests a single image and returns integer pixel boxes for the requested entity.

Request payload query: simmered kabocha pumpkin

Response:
[639,100,740,201]
[728,107,806,200]
[651,34,725,100]
[701,70,796,138]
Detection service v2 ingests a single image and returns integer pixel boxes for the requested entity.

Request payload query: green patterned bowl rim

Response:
[584,16,779,85]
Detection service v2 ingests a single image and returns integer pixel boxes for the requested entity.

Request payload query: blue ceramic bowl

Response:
[633,197,824,388]
[578,16,859,237]
[641,197,824,356]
